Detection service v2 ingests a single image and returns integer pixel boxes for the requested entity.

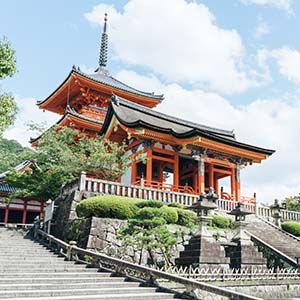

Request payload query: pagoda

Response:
[34,14,275,204]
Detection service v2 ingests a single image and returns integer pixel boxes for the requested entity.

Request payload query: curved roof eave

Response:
[37,66,164,108]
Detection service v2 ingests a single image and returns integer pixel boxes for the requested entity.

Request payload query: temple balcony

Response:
[68,172,257,213]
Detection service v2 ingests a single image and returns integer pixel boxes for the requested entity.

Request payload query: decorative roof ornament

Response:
[96,13,109,76]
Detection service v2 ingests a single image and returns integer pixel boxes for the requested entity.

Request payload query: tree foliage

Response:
[0,138,33,173]
[0,37,17,135]
[282,195,300,212]
[6,126,130,200]
[118,201,177,266]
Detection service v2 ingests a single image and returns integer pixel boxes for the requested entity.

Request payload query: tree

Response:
[6,126,130,200]
[0,138,33,173]
[282,195,300,212]
[118,200,177,266]
[0,37,18,136]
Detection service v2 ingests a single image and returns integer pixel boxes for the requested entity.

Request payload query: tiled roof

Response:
[0,160,36,179]
[0,183,17,193]
[74,67,164,101]
[100,96,275,156]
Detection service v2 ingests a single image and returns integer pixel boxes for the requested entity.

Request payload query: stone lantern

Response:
[176,188,230,268]
[228,202,252,242]
[190,187,218,237]
[270,199,284,228]
[227,202,267,269]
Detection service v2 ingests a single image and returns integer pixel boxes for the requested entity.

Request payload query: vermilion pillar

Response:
[235,165,241,201]
[146,147,153,182]
[208,163,214,189]
[4,204,9,224]
[173,151,179,186]
[22,200,28,224]
[197,154,205,194]
[230,167,237,200]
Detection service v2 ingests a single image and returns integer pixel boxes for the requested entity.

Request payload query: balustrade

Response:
[66,173,300,221]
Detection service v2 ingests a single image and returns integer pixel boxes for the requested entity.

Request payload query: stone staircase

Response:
[246,216,300,264]
[0,228,178,300]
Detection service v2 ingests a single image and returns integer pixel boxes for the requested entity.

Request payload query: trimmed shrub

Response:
[160,206,178,224]
[176,209,197,227]
[209,214,233,229]
[76,195,139,220]
[135,207,163,220]
[168,202,183,209]
[136,200,163,209]
[282,222,300,236]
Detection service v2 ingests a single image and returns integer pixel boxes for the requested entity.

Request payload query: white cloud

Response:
[271,48,300,83]
[85,0,262,94]
[3,96,59,146]
[241,0,292,13]
[258,47,300,83]
[117,70,300,203]
[254,19,270,39]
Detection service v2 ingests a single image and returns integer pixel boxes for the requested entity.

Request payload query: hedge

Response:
[209,214,233,229]
[160,206,178,224]
[76,195,139,220]
[168,202,183,209]
[282,221,300,236]
[136,200,163,209]
[176,209,197,227]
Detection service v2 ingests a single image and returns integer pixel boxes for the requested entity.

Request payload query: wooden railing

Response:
[67,172,300,221]
[33,225,263,300]
[80,175,198,207]
[134,179,195,194]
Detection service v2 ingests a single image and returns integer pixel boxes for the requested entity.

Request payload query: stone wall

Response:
[222,281,300,299]
[77,217,192,265]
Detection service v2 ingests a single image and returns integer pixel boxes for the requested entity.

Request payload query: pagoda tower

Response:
[32,14,163,144]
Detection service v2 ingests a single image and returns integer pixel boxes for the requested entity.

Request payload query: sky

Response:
[1,0,300,203]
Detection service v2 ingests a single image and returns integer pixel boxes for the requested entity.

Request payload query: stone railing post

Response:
[79,171,87,192]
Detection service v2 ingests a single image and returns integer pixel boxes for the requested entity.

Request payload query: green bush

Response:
[136,200,163,209]
[282,222,300,236]
[168,202,183,209]
[160,206,178,224]
[76,195,139,220]
[209,214,233,229]
[176,209,197,227]
[135,207,163,220]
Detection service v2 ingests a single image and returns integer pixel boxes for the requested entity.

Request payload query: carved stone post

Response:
[79,171,87,191]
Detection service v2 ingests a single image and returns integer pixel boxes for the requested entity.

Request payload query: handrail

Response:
[255,215,300,245]
[34,228,263,300]
[244,230,298,267]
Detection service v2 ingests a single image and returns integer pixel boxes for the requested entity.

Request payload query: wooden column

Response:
[235,165,241,201]
[22,200,28,224]
[40,202,44,219]
[4,204,9,224]
[230,167,236,200]
[146,147,153,182]
[158,162,164,182]
[197,154,205,194]
[173,151,179,186]
[131,155,137,184]
[214,174,219,195]
[208,163,214,189]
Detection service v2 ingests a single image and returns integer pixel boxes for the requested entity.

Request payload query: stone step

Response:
[0,272,114,278]
[0,287,162,298]
[0,281,141,291]
[0,293,175,300]
[0,267,99,273]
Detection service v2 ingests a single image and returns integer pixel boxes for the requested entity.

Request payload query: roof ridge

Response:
[112,95,235,138]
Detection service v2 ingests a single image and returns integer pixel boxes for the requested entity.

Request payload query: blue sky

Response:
[1,0,300,202]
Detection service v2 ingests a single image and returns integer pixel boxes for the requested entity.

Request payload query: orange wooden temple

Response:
[33,14,275,204]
